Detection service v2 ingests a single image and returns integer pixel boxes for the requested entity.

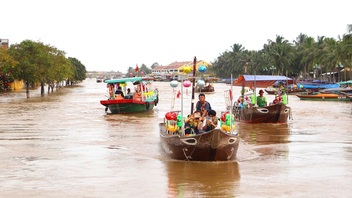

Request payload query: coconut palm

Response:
[263,35,294,75]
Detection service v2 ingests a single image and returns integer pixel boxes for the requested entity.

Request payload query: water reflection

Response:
[164,160,240,197]
[237,123,291,159]
[238,123,291,144]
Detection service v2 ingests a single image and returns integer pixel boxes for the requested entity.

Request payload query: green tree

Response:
[263,35,294,75]
[69,57,86,82]
[0,48,17,91]
[8,40,42,98]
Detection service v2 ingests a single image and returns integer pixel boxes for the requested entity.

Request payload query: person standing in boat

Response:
[257,89,267,107]
[195,93,212,121]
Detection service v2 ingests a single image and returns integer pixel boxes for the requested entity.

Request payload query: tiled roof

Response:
[152,60,210,70]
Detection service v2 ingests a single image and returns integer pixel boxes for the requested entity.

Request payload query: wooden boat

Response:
[296,92,352,101]
[195,77,218,93]
[234,103,291,123]
[233,75,292,124]
[159,57,239,161]
[100,77,159,114]
[195,83,214,93]
[159,123,240,161]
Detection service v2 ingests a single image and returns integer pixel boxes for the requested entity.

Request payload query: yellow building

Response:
[9,80,24,90]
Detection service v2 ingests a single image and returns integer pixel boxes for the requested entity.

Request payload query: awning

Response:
[234,75,293,88]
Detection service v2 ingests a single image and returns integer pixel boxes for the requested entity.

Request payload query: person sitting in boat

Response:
[257,89,267,107]
[184,110,202,135]
[108,83,114,99]
[124,88,133,99]
[115,86,124,98]
[202,110,218,132]
[195,93,212,121]
[270,95,280,105]
[234,96,244,109]
[244,95,252,108]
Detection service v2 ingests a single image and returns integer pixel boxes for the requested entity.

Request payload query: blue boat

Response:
[298,80,340,89]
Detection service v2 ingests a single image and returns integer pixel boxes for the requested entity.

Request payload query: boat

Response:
[100,77,159,114]
[320,87,352,94]
[159,57,240,161]
[298,80,340,89]
[265,86,306,95]
[233,75,292,124]
[159,121,240,161]
[195,82,214,93]
[195,77,217,93]
[296,92,352,101]
[296,93,338,100]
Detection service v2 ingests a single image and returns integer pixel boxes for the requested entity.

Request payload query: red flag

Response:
[176,90,181,98]
[135,64,139,72]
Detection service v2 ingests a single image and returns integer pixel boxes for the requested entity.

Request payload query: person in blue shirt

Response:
[195,93,211,121]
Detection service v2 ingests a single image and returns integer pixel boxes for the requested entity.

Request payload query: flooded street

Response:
[1,78,352,197]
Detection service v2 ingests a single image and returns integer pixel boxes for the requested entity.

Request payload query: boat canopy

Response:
[234,75,293,88]
[105,77,154,84]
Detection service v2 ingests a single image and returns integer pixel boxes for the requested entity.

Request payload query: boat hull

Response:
[234,103,291,123]
[296,93,352,101]
[159,123,239,161]
[100,99,156,114]
[195,86,214,93]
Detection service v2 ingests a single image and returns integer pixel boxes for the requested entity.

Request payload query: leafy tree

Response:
[69,57,86,82]
[8,40,42,98]
[150,62,160,69]
[0,48,17,91]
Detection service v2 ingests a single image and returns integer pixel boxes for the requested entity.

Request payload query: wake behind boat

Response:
[233,75,292,124]
[100,77,158,114]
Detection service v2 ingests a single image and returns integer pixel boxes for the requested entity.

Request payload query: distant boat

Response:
[298,80,340,89]
[194,77,218,93]
[265,86,306,95]
[100,77,159,114]
[296,87,352,101]
[296,93,339,100]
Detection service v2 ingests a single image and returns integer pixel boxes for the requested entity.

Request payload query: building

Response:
[0,39,9,49]
[151,60,211,81]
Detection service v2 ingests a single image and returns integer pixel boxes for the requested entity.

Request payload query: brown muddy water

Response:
[0,78,351,197]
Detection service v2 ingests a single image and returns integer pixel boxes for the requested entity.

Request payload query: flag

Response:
[176,90,181,98]
[135,64,139,72]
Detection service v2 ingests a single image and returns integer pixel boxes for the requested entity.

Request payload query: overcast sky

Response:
[2,0,351,72]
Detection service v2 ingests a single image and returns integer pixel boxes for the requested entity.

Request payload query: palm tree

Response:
[263,35,294,75]
[347,24,352,33]
[293,34,316,80]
